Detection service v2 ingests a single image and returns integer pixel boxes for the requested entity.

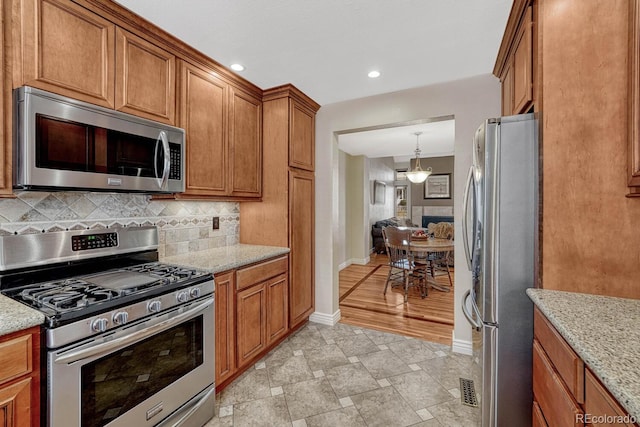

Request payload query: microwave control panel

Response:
[169,143,181,180]
[71,233,118,251]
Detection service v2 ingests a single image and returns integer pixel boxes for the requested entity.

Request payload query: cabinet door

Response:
[178,61,228,196]
[532,340,583,427]
[0,378,32,427]
[585,369,635,427]
[512,6,533,114]
[289,169,314,327]
[501,62,514,116]
[289,100,315,171]
[532,401,548,427]
[266,273,288,345]
[214,271,235,386]
[115,28,175,124]
[236,282,266,369]
[0,2,9,197]
[229,87,262,198]
[18,0,115,107]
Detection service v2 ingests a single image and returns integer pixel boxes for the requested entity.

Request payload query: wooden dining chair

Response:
[426,222,454,287]
[381,226,424,302]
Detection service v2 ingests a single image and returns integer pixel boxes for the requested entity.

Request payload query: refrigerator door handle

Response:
[462,165,474,271]
[462,290,482,331]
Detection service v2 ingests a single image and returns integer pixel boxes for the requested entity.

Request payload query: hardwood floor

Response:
[339,253,454,345]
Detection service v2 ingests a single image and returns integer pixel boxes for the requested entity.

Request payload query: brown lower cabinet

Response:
[215,255,291,391]
[533,307,637,426]
[0,326,41,427]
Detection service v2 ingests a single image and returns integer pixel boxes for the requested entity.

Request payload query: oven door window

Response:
[80,317,204,427]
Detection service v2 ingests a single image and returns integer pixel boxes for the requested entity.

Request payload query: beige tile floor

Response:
[206,322,479,427]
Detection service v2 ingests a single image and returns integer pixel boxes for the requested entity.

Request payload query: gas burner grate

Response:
[460,378,478,407]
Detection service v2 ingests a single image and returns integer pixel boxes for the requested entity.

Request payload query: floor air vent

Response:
[460,378,478,407]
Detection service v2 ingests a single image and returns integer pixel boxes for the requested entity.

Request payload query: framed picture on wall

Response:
[424,174,451,199]
[374,180,386,204]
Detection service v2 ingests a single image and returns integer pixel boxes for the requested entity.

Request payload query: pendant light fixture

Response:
[406,131,432,184]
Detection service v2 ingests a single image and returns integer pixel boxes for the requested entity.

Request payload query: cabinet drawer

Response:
[533,401,548,427]
[236,256,288,290]
[0,334,33,385]
[534,307,584,402]
[533,339,583,427]
[585,368,635,427]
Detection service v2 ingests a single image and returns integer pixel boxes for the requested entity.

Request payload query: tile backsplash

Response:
[0,191,239,257]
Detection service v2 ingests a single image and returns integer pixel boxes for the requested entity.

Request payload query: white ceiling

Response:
[114,0,512,106]
[114,0,510,160]
[337,118,455,163]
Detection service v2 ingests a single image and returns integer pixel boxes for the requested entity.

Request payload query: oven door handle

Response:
[54,298,213,365]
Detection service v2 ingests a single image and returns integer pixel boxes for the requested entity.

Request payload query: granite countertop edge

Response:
[0,295,45,336]
[160,244,291,274]
[527,288,640,420]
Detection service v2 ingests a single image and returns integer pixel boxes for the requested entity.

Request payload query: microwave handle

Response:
[156,131,171,190]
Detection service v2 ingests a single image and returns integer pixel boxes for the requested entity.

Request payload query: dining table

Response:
[408,237,454,293]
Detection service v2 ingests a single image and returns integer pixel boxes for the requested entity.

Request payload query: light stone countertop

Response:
[0,294,45,336]
[527,288,640,420]
[160,244,290,275]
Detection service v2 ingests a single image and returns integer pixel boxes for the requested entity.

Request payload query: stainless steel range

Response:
[0,226,215,427]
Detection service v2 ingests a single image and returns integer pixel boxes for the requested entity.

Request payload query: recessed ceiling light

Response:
[368,70,381,78]
[230,63,245,71]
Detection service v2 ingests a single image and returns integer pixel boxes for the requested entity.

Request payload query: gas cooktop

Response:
[5,262,210,317]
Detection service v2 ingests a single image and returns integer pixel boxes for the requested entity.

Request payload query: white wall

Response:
[368,156,395,250]
[314,74,501,347]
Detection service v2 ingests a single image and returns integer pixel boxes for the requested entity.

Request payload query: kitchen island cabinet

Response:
[0,326,41,427]
[528,289,640,426]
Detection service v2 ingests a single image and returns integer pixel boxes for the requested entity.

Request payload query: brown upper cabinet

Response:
[178,60,228,197]
[15,0,176,124]
[628,0,640,195]
[289,100,315,171]
[1,0,10,197]
[175,60,261,200]
[229,87,262,198]
[15,0,116,108]
[495,2,536,116]
[115,28,175,124]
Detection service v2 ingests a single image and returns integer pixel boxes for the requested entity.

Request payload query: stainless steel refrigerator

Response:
[462,113,538,426]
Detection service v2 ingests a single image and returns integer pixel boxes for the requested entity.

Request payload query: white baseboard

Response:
[452,338,473,355]
[309,309,341,326]
[350,257,370,265]
[338,260,352,271]
[339,257,370,270]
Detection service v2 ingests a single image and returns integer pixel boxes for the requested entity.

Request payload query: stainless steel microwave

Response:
[13,86,185,193]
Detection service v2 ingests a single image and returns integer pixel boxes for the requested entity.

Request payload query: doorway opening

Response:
[336,115,456,344]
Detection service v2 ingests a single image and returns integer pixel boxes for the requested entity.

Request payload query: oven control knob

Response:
[176,291,189,303]
[91,318,109,333]
[148,300,162,313]
[189,288,201,299]
[112,311,128,325]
